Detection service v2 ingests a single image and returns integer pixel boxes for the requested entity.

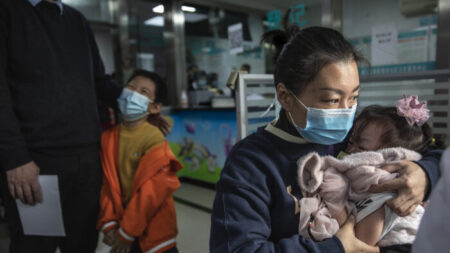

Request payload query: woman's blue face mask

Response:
[288,91,356,145]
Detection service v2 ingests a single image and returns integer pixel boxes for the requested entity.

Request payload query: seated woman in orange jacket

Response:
[97,69,182,253]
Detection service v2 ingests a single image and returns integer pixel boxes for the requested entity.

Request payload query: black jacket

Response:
[0,0,123,171]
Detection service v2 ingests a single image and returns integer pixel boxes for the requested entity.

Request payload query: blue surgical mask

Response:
[117,88,152,122]
[287,91,356,145]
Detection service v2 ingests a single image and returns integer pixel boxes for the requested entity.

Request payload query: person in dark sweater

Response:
[0,0,124,252]
[210,26,442,253]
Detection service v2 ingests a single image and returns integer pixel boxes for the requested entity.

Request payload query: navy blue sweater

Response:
[210,121,442,252]
[0,0,123,171]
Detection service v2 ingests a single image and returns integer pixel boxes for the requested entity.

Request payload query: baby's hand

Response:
[103,229,117,246]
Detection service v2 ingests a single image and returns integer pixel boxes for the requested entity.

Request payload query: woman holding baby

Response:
[210,25,442,253]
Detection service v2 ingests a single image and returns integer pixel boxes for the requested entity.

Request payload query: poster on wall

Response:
[352,28,436,76]
[371,24,398,66]
[166,110,238,184]
[228,23,244,55]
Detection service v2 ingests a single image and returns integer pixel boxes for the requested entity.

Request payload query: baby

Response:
[297,95,438,248]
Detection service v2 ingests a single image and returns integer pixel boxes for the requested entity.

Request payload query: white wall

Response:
[343,0,437,67]
[343,0,434,38]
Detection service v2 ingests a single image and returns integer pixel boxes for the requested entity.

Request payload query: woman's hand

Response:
[369,161,427,216]
[336,216,379,253]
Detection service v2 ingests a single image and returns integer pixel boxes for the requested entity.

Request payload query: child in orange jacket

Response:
[97,70,182,253]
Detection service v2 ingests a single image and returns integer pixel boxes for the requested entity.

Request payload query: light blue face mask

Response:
[287,91,356,145]
[117,88,152,122]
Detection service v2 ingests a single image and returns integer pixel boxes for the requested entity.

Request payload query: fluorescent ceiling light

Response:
[144,16,164,27]
[153,5,164,14]
[182,6,196,12]
[152,4,197,13]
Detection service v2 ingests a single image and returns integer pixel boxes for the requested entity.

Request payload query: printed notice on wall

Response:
[228,23,244,55]
[371,25,398,66]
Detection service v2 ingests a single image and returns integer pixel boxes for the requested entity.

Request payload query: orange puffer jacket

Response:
[97,126,182,253]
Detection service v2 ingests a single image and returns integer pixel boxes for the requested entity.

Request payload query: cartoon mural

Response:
[166,110,238,183]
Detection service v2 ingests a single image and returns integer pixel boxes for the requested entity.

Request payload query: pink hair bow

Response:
[396,95,430,126]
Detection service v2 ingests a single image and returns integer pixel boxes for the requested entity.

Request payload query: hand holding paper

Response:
[16,175,65,236]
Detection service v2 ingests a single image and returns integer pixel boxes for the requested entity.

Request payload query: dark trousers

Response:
[380,244,411,253]
[0,146,102,253]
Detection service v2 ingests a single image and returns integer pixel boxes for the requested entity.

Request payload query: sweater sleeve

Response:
[0,3,32,171]
[119,165,180,241]
[210,152,345,253]
[97,174,119,233]
[414,148,443,201]
[211,181,344,253]
[84,18,123,108]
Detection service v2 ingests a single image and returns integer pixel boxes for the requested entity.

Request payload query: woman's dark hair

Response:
[351,105,444,154]
[127,69,166,103]
[261,25,366,94]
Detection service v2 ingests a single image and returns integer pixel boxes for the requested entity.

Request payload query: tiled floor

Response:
[0,182,215,253]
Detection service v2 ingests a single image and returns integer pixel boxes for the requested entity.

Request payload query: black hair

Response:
[261,26,366,94]
[351,105,444,154]
[127,69,165,103]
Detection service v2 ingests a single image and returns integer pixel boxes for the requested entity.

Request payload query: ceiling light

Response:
[152,4,196,14]
[182,6,196,12]
[152,4,164,14]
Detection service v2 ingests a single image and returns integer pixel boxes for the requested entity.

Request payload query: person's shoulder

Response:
[227,126,297,160]
[62,4,90,23]
[232,128,273,152]
[102,124,120,135]
[62,4,82,16]
[220,129,280,181]
[101,125,120,143]
[227,132,269,161]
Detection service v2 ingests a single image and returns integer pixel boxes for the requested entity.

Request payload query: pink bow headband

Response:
[396,95,430,126]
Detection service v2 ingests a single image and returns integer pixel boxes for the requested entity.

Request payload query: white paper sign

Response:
[228,23,244,55]
[371,25,398,66]
[16,175,66,236]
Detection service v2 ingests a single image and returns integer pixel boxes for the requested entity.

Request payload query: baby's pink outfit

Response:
[296,147,422,241]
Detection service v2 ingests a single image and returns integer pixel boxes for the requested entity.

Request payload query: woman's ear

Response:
[148,102,162,114]
[276,83,293,112]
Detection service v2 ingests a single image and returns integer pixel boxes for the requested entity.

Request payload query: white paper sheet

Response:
[16,175,66,236]
[228,23,244,55]
[371,24,398,66]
